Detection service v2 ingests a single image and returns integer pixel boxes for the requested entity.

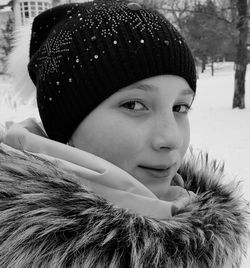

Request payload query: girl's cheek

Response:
[101,124,142,164]
[180,122,190,158]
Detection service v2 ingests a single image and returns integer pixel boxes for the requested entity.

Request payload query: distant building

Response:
[13,0,52,26]
[0,0,52,27]
[0,0,92,27]
[0,0,12,13]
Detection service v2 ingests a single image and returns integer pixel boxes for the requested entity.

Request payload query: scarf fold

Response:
[3,120,195,220]
[0,141,249,267]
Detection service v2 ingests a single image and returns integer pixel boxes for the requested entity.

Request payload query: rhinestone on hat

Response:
[35,30,72,80]
[83,1,165,39]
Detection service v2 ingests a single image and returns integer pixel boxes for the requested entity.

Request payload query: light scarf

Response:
[3,120,195,220]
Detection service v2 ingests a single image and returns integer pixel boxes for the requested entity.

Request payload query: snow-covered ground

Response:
[191,62,250,190]
[0,62,250,266]
[190,62,250,267]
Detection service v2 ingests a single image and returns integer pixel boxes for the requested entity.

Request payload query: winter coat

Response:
[2,24,249,267]
[0,134,249,267]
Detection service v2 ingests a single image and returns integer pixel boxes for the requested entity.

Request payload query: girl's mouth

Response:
[138,165,173,178]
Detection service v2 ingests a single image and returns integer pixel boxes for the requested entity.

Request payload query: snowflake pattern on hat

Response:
[28,0,196,143]
[83,1,165,38]
[35,30,72,80]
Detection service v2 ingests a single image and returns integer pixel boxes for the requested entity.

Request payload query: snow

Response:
[189,62,250,267]
[0,75,39,125]
[190,63,250,192]
[0,0,11,6]
[0,62,250,266]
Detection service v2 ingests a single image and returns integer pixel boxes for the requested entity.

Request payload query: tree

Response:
[182,0,235,75]
[157,0,195,31]
[232,0,249,109]
[0,13,14,74]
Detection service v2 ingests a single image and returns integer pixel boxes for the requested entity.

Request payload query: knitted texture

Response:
[28,0,196,143]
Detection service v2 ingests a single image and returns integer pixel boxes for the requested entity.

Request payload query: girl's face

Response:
[70,75,195,194]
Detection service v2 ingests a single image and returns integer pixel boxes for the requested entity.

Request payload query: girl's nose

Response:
[151,114,184,151]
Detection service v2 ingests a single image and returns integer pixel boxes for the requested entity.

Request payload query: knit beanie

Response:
[28,0,196,143]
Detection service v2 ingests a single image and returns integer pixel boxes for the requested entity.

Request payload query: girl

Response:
[0,0,249,267]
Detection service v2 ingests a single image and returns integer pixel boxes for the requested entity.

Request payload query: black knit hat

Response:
[28,0,196,143]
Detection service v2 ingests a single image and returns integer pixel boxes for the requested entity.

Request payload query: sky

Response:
[0,61,250,266]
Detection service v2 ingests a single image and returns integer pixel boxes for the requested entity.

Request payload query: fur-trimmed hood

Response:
[3,16,249,268]
[0,143,249,268]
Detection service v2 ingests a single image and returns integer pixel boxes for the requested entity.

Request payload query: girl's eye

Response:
[173,104,191,114]
[120,100,148,112]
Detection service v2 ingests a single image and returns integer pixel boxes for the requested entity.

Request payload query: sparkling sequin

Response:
[36,30,72,80]
[83,2,164,40]
[34,2,178,85]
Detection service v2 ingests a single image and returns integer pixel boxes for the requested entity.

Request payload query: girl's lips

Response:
[138,165,174,178]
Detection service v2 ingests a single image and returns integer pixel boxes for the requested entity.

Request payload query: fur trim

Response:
[7,25,36,106]
[0,144,249,268]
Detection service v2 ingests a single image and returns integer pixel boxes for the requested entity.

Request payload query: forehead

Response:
[119,75,194,96]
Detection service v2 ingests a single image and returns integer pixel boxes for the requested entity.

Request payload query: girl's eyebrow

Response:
[121,83,157,92]
[181,88,195,97]
[121,83,195,97]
